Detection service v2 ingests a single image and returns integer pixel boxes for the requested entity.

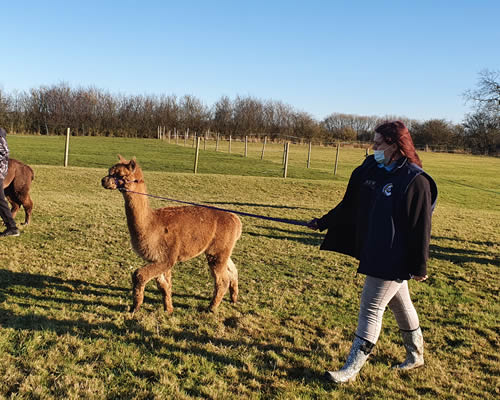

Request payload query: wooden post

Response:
[194,136,201,174]
[193,133,196,148]
[307,141,312,168]
[261,136,267,160]
[244,136,248,157]
[64,127,70,167]
[175,128,179,145]
[282,142,287,165]
[334,143,340,175]
[229,135,232,153]
[203,132,207,151]
[283,142,290,178]
[215,133,219,151]
[168,129,171,143]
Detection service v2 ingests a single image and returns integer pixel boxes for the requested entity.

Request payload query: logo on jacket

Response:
[382,183,393,196]
[363,179,376,189]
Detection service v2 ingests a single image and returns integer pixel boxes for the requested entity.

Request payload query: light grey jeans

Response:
[356,275,420,344]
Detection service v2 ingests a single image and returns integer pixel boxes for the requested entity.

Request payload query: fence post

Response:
[244,136,248,157]
[334,143,340,175]
[229,135,232,153]
[307,141,312,168]
[193,133,196,148]
[261,136,267,160]
[64,127,70,167]
[175,128,178,145]
[215,133,220,151]
[282,142,287,165]
[283,142,290,178]
[194,136,201,174]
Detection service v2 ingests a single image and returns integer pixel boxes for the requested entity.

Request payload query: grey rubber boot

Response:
[324,335,374,383]
[394,327,424,370]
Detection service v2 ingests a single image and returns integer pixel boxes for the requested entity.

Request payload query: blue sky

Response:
[1,1,498,123]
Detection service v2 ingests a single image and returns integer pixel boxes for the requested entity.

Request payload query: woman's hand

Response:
[307,218,319,230]
[410,275,428,282]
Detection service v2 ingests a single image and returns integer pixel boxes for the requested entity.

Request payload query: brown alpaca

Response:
[3,158,34,225]
[101,155,242,314]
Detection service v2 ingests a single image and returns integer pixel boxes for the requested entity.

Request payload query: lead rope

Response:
[119,188,309,227]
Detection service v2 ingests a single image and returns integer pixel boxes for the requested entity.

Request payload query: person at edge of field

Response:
[307,120,438,383]
[0,127,19,237]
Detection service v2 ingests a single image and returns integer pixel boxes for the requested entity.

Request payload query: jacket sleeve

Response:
[316,166,360,232]
[405,175,432,276]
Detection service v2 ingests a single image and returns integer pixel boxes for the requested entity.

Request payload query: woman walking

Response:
[308,120,437,383]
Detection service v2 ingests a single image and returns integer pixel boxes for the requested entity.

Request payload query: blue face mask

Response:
[373,149,386,163]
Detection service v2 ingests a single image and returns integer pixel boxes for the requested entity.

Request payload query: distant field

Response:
[0,135,498,399]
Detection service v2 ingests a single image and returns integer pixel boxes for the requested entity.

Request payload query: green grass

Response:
[0,136,498,399]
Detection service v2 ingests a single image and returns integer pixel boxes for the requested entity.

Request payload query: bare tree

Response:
[0,88,9,127]
[462,69,500,154]
[212,96,233,136]
[411,119,456,146]
[464,69,500,114]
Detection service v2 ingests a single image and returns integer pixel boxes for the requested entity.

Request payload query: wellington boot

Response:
[325,335,374,383]
[394,327,424,370]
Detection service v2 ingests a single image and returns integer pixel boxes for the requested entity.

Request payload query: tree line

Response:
[0,69,498,154]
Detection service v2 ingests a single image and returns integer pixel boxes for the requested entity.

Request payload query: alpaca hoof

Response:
[129,305,139,313]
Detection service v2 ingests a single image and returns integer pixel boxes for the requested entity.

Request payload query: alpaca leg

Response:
[20,194,33,225]
[155,270,173,314]
[130,262,168,313]
[208,257,230,312]
[227,257,238,303]
[5,193,20,219]
[9,200,20,219]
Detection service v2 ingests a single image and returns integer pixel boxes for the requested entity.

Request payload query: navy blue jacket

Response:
[317,155,437,280]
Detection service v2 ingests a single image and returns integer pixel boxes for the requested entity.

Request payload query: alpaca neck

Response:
[122,183,153,237]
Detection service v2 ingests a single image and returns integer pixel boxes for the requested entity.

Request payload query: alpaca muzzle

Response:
[101,175,118,190]
[101,175,141,191]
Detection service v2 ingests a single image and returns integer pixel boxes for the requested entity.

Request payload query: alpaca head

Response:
[101,154,144,191]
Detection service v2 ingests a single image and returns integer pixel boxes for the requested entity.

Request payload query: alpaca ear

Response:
[128,159,136,171]
[117,154,126,163]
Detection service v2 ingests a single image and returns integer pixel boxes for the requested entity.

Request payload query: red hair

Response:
[375,120,422,167]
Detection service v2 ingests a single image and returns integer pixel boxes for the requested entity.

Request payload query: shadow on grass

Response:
[246,226,323,246]
[432,235,498,247]
[0,269,208,312]
[0,269,128,294]
[429,244,497,265]
[0,269,328,386]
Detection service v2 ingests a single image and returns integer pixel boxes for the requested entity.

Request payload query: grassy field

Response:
[0,135,498,399]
